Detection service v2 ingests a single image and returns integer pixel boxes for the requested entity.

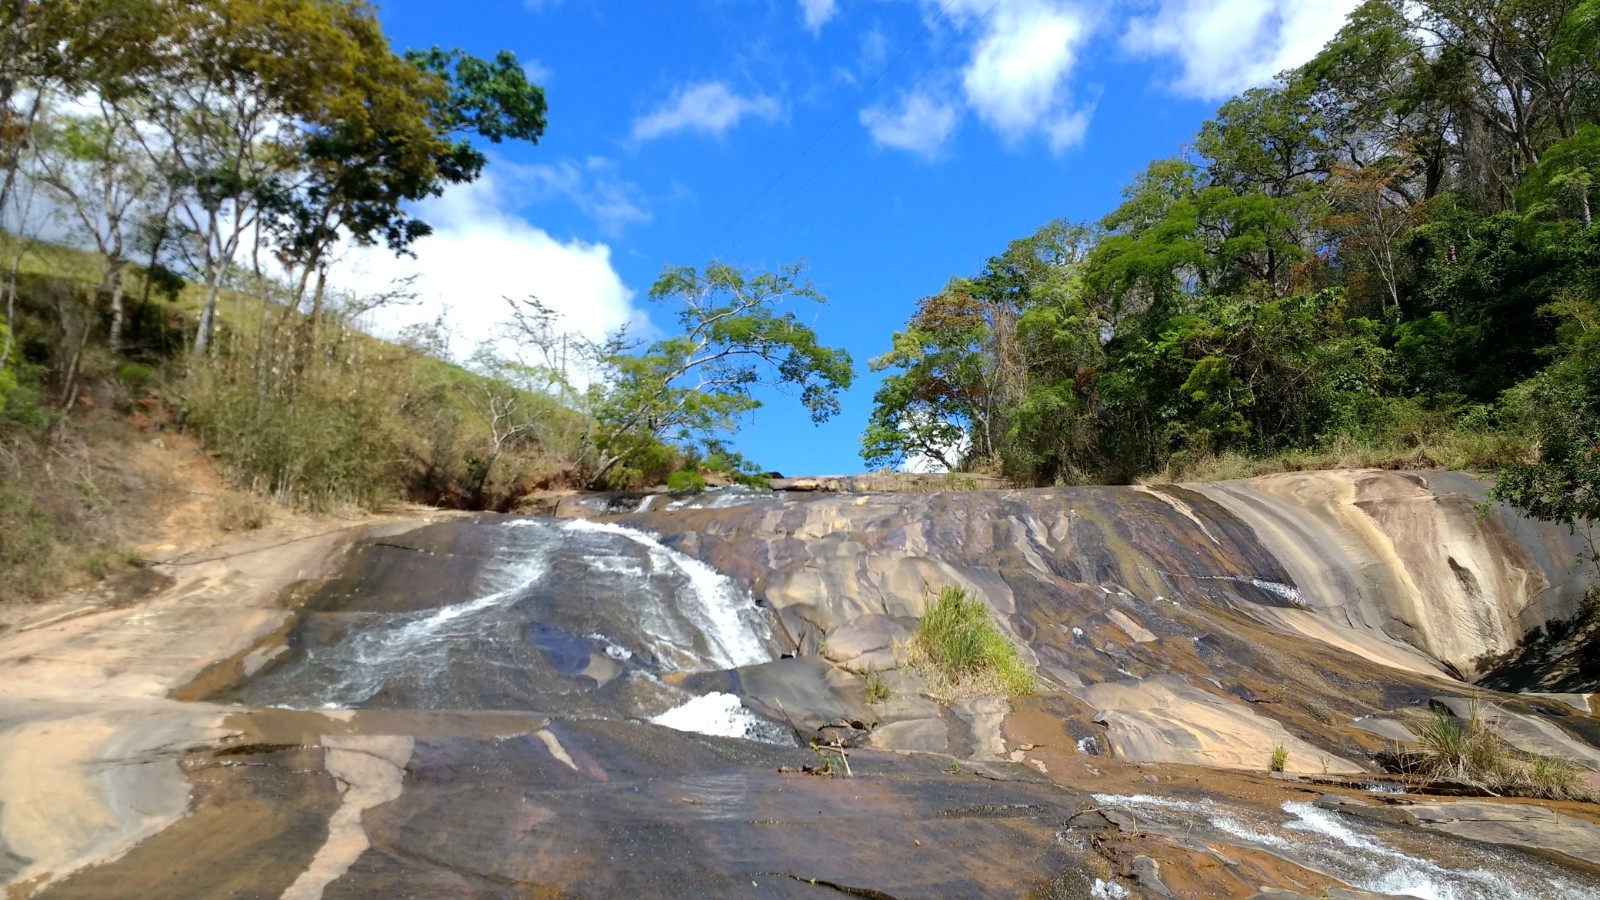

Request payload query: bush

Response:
[906,585,1035,700]
[666,469,707,493]
[114,362,158,393]
[83,548,146,580]
[188,361,406,512]
[1270,745,1288,773]
[1400,704,1592,801]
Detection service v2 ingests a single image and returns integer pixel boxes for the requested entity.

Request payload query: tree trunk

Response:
[107,262,126,355]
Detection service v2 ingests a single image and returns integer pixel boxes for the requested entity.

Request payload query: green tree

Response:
[862,282,991,471]
[1494,284,1600,529]
[585,261,854,487]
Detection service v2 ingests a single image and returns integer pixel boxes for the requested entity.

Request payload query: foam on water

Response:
[305,528,562,706]
[649,692,793,745]
[562,519,772,670]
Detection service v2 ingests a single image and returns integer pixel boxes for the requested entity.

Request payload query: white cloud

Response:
[799,0,839,34]
[337,169,639,363]
[1123,0,1361,99]
[861,92,959,159]
[521,57,553,84]
[880,0,1094,156]
[631,82,782,142]
[517,156,651,237]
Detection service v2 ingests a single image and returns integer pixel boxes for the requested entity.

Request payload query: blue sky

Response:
[354,0,1360,476]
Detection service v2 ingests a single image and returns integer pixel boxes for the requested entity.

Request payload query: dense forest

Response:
[864,0,1599,528]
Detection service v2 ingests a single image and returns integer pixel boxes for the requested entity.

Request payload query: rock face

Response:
[4,471,1600,898]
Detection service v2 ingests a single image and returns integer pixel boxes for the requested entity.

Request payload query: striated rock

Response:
[1407,800,1600,869]
[1076,675,1364,774]
[1192,470,1591,681]
[1348,715,1419,744]
[685,656,878,737]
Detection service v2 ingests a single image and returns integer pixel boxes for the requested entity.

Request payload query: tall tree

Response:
[581,261,854,487]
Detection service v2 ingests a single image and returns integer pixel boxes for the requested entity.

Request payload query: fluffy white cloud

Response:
[799,0,839,34]
[632,82,782,142]
[336,169,639,362]
[861,91,959,159]
[876,0,1093,157]
[1123,0,1361,99]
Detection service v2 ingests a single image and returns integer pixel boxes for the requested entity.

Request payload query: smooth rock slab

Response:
[1077,675,1363,775]
[1407,800,1600,870]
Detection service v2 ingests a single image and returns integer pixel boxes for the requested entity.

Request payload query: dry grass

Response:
[1401,704,1592,801]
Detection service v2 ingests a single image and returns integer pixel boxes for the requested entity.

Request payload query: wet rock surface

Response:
[5,473,1600,897]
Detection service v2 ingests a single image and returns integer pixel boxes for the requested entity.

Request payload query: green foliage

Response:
[863,1,1600,497]
[587,261,853,487]
[1269,744,1289,773]
[666,469,707,493]
[1493,281,1600,527]
[114,362,157,392]
[908,585,1035,700]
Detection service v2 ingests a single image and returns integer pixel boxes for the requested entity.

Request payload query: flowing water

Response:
[1088,793,1594,899]
[226,518,782,727]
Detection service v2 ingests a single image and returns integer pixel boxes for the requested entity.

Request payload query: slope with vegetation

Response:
[0,0,853,601]
[864,0,1600,542]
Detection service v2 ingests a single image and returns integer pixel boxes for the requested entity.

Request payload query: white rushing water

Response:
[562,518,773,670]
[266,518,777,709]
[1089,793,1596,900]
[649,692,793,745]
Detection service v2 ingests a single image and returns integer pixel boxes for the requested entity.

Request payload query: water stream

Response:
[226,518,782,727]
[1089,793,1594,899]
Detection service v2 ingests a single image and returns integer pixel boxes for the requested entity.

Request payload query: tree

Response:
[862,282,991,472]
[34,103,159,355]
[582,261,853,487]
[1493,285,1600,531]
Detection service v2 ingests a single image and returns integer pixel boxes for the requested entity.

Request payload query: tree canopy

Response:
[863,0,1600,531]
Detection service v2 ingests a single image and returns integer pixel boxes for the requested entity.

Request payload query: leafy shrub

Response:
[1269,745,1288,773]
[666,469,707,493]
[83,548,146,580]
[188,362,405,512]
[907,585,1035,700]
[114,362,158,393]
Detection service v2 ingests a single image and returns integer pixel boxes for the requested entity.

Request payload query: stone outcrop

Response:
[4,470,1600,897]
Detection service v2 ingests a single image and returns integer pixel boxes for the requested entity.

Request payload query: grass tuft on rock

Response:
[1269,745,1288,773]
[1406,705,1592,801]
[906,585,1035,700]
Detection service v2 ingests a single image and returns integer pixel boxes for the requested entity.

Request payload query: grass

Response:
[1140,429,1535,484]
[1269,744,1289,773]
[865,670,892,704]
[905,585,1035,700]
[82,547,146,580]
[1401,704,1592,801]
